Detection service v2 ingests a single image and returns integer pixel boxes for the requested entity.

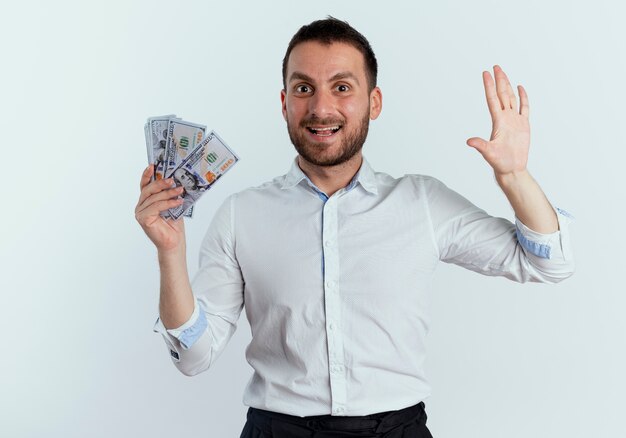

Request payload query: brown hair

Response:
[282,16,378,91]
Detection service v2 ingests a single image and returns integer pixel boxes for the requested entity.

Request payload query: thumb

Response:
[466,137,489,154]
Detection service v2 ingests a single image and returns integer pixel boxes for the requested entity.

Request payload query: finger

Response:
[136,186,184,215]
[482,71,501,118]
[466,137,489,154]
[137,181,180,212]
[496,65,517,110]
[493,65,514,110]
[136,198,184,222]
[137,177,176,207]
[140,165,154,190]
[518,85,529,118]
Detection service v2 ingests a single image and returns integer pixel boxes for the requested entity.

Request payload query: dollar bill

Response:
[144,114,180,218]
[145,114,178,181]
[162,118,206,218]
[167,131,239,220]
[164,119,206,179]
[144,122,151,162]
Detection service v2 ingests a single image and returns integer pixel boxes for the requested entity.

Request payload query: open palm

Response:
[466,65,531,176]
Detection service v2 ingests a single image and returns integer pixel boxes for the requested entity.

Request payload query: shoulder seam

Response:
[418,178,441,260]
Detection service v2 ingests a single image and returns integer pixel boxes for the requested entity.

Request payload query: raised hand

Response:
[135,165,186,253]
[466,65,531,177]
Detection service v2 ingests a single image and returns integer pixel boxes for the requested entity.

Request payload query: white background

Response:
[1,0,624,436]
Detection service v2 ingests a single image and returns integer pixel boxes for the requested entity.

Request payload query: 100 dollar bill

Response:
[164,119,206,179]
[146,114,178,181]
[163,118,206,218]
[167,131,239,219]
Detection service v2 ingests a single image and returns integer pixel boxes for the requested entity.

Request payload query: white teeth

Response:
[308,126,340,136]
[307,125,341,137]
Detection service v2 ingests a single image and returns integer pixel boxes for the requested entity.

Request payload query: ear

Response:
[369,86,382,120]
[280,89,287,121]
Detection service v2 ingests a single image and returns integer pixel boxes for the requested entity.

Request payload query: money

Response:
[144,123,151,162]
[164,119,206,178]
[163,119,206,218]
[145,114,178,181]
[143,116,239,220]
[167,131,239,220]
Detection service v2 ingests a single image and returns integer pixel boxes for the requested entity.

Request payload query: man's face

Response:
[174,168,196,191]
[281,41,382,167]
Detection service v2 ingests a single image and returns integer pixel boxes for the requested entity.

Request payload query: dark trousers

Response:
[239,401,433,437]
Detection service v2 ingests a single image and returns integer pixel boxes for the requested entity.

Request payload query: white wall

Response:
[1,0,624,436]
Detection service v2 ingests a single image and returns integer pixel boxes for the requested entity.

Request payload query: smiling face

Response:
[281,41,382,167]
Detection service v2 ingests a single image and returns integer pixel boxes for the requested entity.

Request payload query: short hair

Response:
[282,16,378,92]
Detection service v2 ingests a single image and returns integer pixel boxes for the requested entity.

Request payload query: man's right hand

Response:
[135,165,186,252]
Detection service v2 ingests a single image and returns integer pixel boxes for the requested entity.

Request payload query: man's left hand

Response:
[466,65,530,176]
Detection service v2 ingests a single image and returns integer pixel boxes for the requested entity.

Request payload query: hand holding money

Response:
[143,114,239,220]
[135,165,186,253]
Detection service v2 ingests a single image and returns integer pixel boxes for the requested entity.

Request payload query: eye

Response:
[336,84,350,92]
[295,84,312,93]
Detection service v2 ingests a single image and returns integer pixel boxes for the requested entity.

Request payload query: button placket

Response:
[322,196,347,414]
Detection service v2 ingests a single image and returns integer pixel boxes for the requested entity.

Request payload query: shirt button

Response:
[333,406,345,414]
[326,280,335,288]
[328,323,335,330]
[324,240,333,247]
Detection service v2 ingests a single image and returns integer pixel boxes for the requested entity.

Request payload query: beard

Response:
[287,111,370,167]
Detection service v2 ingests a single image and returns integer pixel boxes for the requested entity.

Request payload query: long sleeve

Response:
[143,157,577,415]
[153,194,245,376]
[424,177,574,283]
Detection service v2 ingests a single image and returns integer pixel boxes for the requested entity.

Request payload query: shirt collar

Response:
[281,156,378,195]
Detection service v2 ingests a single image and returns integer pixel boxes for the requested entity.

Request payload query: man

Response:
[135,17,574,438]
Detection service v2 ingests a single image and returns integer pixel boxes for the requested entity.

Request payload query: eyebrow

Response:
[289,71,360,85]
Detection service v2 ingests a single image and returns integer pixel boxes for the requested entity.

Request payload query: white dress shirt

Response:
[153,156,574,417]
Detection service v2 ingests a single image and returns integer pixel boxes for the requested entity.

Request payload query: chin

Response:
[298,146,362,167]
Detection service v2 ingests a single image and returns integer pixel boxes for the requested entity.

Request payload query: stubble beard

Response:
[287,111,370,167]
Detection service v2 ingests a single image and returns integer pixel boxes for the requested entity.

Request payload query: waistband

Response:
[248,401,426,435]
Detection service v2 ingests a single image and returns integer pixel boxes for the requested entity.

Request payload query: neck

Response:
[297,153,363,197]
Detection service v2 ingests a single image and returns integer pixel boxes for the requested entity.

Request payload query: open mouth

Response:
[306,125,342,137]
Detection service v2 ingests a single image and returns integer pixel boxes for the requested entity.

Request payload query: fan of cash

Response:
[144,115,239,220]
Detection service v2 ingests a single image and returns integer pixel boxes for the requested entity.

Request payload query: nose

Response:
[308,88,335,118]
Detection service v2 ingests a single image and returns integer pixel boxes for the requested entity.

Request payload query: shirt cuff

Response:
[153,299,208,350]
[515,207,574,259]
